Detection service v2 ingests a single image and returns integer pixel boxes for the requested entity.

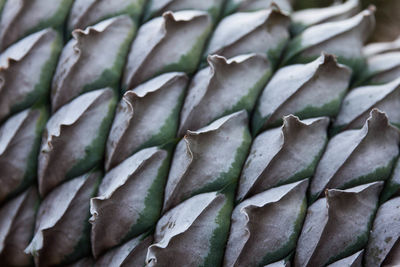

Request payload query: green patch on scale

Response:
[200,189,234,267]
[207,6,222,22]
[158,26,212,77]
[222,70,272,118]
[281,36,303,66]
[337,56,367,87]
[122,153,171,241]
[25,0,74,38]
[293,93,345,120]
[125,0,146,24]
[191,129,252,197]
[223,0,239,16]
[309,158,395,204]
[390,122,400,129]
[137,90,185,152]
[340,157,396,190]
[62,172,101,264]
[326,208,377,265]
[290,23,308,37]
[68,1,143,35]
[0,0,5,20]
[82,27,136,94]
[259,198,307,266]
[9,106,49,201]
[329,124,347,137]
[283,45,367,87]
[276,145,326,188]
[379,157,400,203]
[10,33,62,116]
[268,38,289,70]
[381,180,400,203]
[251,109,268,136]
[253,90,345,136]
[66,95,117,180]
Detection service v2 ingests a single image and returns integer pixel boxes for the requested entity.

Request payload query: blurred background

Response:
[295,0,400,42]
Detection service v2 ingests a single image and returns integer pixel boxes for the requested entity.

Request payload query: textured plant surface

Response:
[0,0,399,267]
